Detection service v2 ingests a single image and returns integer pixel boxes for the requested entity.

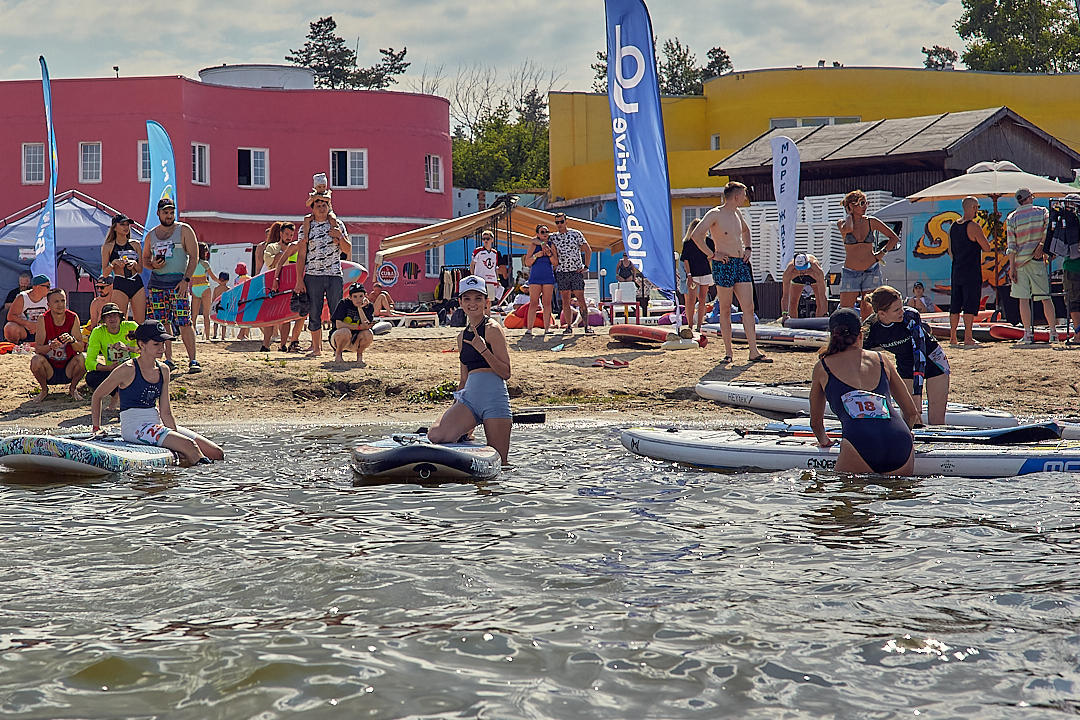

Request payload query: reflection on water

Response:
[1,421,1079,717]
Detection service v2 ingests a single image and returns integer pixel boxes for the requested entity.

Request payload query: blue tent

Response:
[0,190,145,298]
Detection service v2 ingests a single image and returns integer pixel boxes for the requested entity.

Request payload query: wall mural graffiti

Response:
[916,210,1004,288]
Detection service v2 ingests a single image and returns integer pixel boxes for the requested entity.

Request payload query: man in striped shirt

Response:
[1006,188,1057,344]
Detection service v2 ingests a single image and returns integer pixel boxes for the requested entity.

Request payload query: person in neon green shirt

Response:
[85,302,138,412]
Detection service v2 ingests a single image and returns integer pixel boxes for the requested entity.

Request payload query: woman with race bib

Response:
[810,308,920,475]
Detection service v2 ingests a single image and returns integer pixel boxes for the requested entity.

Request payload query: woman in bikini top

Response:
[838,190,901,272]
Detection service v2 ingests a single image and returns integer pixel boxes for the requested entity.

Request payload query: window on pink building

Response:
[138,141,151,183]
[349,234,368,269]
[238,148,268,188]
[425,154,443,192]
[22,144,44,185]
[330,149,367,188]
[192,143,209,185]
[80,142,102,183]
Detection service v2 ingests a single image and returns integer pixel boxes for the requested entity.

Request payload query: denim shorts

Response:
[456,370,511,422]
[839,264,884,294]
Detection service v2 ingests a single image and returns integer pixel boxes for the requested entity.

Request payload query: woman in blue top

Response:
[810,308,920,475]
[90,320,224,467]
[523,224,558,335]
[428,275,513,463]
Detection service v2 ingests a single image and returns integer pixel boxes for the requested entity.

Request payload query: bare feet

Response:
[334,354,344,362]
[69,386,83,401]
[33,388,48,403]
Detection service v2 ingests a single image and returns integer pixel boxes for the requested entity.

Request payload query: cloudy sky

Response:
[0,0,966,89]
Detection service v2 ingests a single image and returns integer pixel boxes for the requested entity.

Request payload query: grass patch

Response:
[407,379,457,404]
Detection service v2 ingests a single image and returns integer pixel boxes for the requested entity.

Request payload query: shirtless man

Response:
[780,253,828,321]
[371,282,395,317]
[690,182,771,363]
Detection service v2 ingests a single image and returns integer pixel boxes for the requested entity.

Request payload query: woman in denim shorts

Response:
[837,190,901,319]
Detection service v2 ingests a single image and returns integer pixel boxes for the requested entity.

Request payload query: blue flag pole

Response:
[31,56,58,284]
[604,0,676,301]
[142,121,178,284]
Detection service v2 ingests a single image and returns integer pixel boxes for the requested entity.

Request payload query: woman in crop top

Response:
[101,213,146,323]
[837,190,902,319]
[810,308,920,475]
[428,275,512,463]
[90,320,224,467]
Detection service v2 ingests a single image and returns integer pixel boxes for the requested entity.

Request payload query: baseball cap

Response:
[1065,193,1080,203]
[829,308,863,336]
[1015,188,1033,203]
[111,213,134,225]
[458,274,489,295]
[133,320,175,342]
[913,281,924,289]
[794,253,810,271]
[348,282,366,295]
[100,302,123,318]
[31,274,50,287]
[157,197,176,211]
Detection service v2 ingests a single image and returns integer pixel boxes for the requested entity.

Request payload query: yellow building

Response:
[549,66,1080,241]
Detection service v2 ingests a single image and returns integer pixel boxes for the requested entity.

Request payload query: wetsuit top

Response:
[821,353,913,474]
[108,239,141,278]
[118,360,163,412]
[864,307,938,396]
[844,218,875,244]
[460,318,493,372]
[616,261,635,280]
[949,219,982,284]
[43,309,77,369]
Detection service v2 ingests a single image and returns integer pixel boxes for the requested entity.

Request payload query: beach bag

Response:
[449,307,467,327]
[290,292,310,316]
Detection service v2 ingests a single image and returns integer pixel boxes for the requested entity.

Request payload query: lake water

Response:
[1,421,1079,718]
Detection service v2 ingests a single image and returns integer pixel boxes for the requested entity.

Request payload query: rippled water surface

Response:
[2,422,1080,718]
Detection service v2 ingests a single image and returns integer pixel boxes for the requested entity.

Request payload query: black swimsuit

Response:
[108,240,145,299]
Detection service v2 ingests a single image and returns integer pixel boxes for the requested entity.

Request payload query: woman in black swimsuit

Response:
[100,213,146,323]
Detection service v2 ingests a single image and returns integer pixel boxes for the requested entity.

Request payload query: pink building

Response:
[0,65,451,303]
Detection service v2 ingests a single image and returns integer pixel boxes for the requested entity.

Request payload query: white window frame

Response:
[191,142,210,186]
[349,233,368,269]
[710,134,721,151]
[79,142,102,184]
[424,154,443,193]
[330,148,368,189]
[138,140,151,183]
[770,116,862,130]
[22,143,44,185]
[682,206,712,238]
[237,147,269,189]
[424,246,443,278]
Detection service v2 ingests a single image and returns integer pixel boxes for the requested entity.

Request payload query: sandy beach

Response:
[0,323,1074,433]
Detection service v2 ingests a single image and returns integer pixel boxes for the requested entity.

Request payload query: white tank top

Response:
[18,290,49,324]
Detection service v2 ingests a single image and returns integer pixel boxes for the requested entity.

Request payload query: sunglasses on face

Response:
[849,200,867,207]
[538,231,549,235]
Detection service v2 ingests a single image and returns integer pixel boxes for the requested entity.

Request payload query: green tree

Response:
[452,102,550,191]
[591,40,733,95]
[922,45,959,69]
[955,0,1080,72]
[286,16,357,89]
[703,46,733,79]
[287,16,410,89]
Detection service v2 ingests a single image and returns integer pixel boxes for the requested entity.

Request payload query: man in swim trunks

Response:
[371,282,395,317]
[780,253,828,321]
[690,182,771,363]
[142,198,201,373]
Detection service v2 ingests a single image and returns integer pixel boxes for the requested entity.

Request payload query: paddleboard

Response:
[762,420,1062,445]
[621,427,1080,478]
[371,320,393,335]
[925,322,1002,343]
[609,324,677,344]
[661,335,707,350]
[782,316,829,331]
[351,434,502,483]
[0,434,176,477]
[213,262,368,328]
[702,323,829,348]
[988,325,1073,342]
[695,380,1019,429]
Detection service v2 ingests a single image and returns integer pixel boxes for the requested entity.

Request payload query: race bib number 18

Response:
[841,389,891,419]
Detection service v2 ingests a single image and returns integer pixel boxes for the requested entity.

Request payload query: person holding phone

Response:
[523,224,557,335]
[142,198,201,373]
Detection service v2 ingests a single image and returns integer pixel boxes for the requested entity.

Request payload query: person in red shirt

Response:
[31,288,86,402]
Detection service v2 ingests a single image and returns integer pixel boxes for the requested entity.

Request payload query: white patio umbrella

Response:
[907,160,1076,204]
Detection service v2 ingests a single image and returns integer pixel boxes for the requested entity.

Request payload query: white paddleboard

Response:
[621,427,1080,478]
[702,323,828,348]
[352,434,502,483]
[696,380,1018,429]
[0,434,176,477]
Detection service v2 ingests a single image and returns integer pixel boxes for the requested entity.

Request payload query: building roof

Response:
[710,107,1080,177]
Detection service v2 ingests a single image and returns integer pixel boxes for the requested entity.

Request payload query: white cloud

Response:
[0,0,968,86]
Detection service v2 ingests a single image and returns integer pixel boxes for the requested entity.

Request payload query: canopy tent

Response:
[376,200,625,264]
[0,190,145,295]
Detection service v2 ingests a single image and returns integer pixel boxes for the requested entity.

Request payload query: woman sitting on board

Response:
[810,308,920,476]
[91,320,225,467]
[864,285,950,426]
[427,275,513,464]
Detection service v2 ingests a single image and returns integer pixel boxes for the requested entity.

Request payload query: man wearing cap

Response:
[84,302,139,410]
[906,282,937,314]
[330,283,375,363]
[5,274,51,344]
[1006,188,1057,344]
[142,198,202,371]
[780,253,827,322]
[3,272,32,316]
[31,288,86,402]
[948,196,993,346]
[548,213,593,334]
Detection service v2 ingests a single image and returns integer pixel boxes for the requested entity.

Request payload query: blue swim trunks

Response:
[711,257,754,288]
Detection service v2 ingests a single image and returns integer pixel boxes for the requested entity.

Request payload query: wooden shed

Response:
[710,107,1080,200]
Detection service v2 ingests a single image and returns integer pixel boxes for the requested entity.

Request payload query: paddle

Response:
[748,421,1062,445]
